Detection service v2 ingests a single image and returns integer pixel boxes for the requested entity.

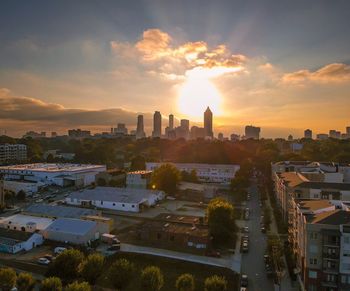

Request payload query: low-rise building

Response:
[0,228,43,254]
[95,169,126,186]
[178,182,217,202]
[66,186,164,212]
[290,199,350,290]
[146,162,240,184]
[0,214,54,232]
[3,179,43,196]
[0,163,106,188]
[126,170,152,189]
[42,218,99,245]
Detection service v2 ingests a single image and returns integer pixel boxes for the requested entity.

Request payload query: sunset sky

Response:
[0,0,350,138]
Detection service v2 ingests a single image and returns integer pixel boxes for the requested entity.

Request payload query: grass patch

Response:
[97,252,238,291]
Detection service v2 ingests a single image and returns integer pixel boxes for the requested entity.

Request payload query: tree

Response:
[0,267,17,291]
[65,281,91,291]
[96,177,106,186]
[176,273,195,291]
[17,272,35,291]
[47,249,84,281]
[204,275,227,291]
[130,155,146,170]
[17,190,26,201]
[141,266,164,291]
[108,258,135,290]
[80,253,104,284]
[40,277,62,291]
[151,163,181,194]
[207,198,236,246]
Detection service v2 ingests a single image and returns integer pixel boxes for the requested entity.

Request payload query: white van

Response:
[54,247,67,255]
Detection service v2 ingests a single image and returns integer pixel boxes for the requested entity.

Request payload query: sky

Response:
[0,0,350,138]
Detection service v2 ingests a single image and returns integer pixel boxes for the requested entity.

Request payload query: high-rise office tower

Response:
[136,115,145,139]
[169,114,174,130]
[204,107,213,138]
[245,125,260,139]
[304,129,312,139]
[152,111,162,138]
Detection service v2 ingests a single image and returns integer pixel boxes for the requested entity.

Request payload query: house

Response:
[66,186,164,212]
[42,218,100,245]
[0,228,43,254]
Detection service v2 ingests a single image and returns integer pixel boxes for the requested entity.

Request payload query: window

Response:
[341,275,347,284]
[309,258,317,265]
[310,232,318,239]
[100,201,103,205]
[309,271,317,279]
[122,204,125,207]
[344,237,350,244]
[113,203,115,206]
[309,245,318,253]
[132,205,135,208]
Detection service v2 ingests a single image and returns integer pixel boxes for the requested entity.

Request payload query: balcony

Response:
[323,252,340,260]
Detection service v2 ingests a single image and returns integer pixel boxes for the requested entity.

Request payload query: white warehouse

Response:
[66,186,165,212]
[146,162,240,184]
[0,163,106,187]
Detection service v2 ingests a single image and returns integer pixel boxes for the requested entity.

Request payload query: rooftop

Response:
[0,163,105,173]
[309,210,350,225]
[297,199,334,212]
[127,170,152,175]
[0,214,54,230]
[146,162,239,170]
[45,218,97,235]
[68,187,163,204]
[0,228,34,246]
[24,204,101,219]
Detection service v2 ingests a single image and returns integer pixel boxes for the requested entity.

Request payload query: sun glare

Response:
[178,74,222,120]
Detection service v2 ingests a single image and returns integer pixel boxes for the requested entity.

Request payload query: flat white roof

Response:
[0,214,54,230]
[146,162,239,170]
[0,163,105,173]
[68,186,163,204]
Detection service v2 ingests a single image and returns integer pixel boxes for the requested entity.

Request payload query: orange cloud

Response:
[282,63,350,84]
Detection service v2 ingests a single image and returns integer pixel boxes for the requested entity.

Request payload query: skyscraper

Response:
[204,107,213,138]
[245,125,260,139]
[152,111,162,138]
[169,114,174,130]
[136,115,145,139]
[304,129,312,139]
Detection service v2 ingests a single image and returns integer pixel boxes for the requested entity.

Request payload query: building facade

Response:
[0,144,27,165]
[204,107,213,139]
[152,111,162,138]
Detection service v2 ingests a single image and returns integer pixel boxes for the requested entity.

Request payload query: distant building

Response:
[112,123,128,135]
[51,132,57,138]
[0,228,43,254]
[126,170,152,189]
[0,176,4,209]
[190,126,205,140]
[230,133,240,141]
[169,114,174,130]
[146,163,240,184]
[66,187,164,212]
[245,125,260,139]
[304,129,313,139]
[316,133,329,140]
[0,163,106,188]
[329,129,341,139]
[136,115,146,139]
[288,134,293,141]
[23,131,46,138]
[218,133,224,141]
[152,111,162,138]
[204,107,213,138]
[68,129,91,138]
[0,144,27,165]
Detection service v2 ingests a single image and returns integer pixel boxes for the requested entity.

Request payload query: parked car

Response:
[54,247,67,255]
[244,226,249,233]
[240,274,248,287]
[261,226,266,233]
[43,254,54,261]
[242,241,249,253]
[37,257,50,265]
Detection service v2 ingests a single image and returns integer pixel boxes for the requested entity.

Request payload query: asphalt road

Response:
[241,183,275,291]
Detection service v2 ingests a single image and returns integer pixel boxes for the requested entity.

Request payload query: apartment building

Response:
[0,144,27,165]
[146,162,240,184]
[290,199,350,291]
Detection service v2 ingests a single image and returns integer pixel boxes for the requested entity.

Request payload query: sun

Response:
[177,75,222,120]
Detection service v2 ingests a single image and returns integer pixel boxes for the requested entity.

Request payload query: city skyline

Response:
[0,1,350,138]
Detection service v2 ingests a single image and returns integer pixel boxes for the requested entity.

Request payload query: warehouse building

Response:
[0,228,43,254]
[0,214,54,232]
[0,163,106,188]
[42,218,99,245]
[66,186,164,212]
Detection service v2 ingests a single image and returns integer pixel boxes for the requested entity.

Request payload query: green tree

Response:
[0,267,17,291]
[130,155,146,170]
[47,249,84,281]
[176,273,195,291]
[40,277,62,291]
[80,253,104,284]
[96,177,106,186]
[204,275,227,291]
[108,258,135,290]
[207,198,236,246]
[141,266,164,291]
[65,281,91,291]
[151,163,181,194]
[17,190,26,201]
[17,272,35,291]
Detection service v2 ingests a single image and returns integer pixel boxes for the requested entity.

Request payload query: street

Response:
[241,182,275,291]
